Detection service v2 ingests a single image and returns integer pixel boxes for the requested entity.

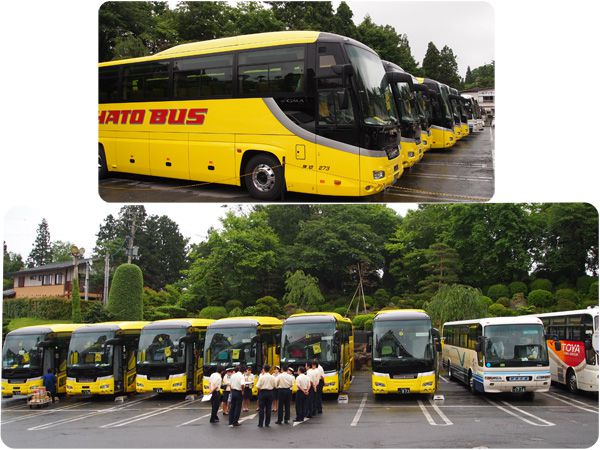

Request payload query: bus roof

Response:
[99,31,321,67]
[374,309,429,322]
[534,307,599,319]
[443,316,543,327]
[285,312,352,325]
[208,316,282,329]
[7,323,84,336]
[73,321,150,333]
[143,318,215,330]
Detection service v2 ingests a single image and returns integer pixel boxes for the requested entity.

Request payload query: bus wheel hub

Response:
[252,164,276,192]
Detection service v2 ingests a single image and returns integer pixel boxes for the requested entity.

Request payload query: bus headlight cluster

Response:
[375,382,386,387]
[408,152,415,158]
[484,376,503,381]
[372,170,385,180]
[100,384,110,389]
[535,375,550,380]
[324,382,336,387]
[172,382,183,387]
[136,382,144,387]
[422,381,433,387]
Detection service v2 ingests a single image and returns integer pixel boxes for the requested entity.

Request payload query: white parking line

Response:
[483,397,554,426]
[1,401,92,425]
[176,412,212,427]
[499,401,555,426]
[540,393,599,414]
[418,400,437,426]
[547,392,599,411]
[439,375,449,383]
[238,413,257,423]
[428,399,453,425]
[350,393,367,427]
[28,397,151,431]
[417,400,453,426]
[101,399,194,428]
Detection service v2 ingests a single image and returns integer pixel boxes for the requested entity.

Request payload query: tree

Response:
[464,66,473,85]
[464,62,495,89]
[27,218,52,268]
[71,277,82,323]
[331,1,357,39]
[417,243,461,295]
[51,241,75,263]
[3,242,23,290]
[107,264,144,320]
[255,296,283,316]
[421,42,442,81]
[438,45,461,88]
[282,270,324,311]
[424,284,487,328]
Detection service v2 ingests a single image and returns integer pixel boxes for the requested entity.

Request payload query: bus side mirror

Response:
[554,341,561,352]
[332,63,354,79]
[584,339,592,350]
[475,336,485,353]
[366,332,373,353]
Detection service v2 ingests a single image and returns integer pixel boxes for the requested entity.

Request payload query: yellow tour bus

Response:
[412,82,433,152]
[382,61,423,169]
[370,309,441,395]
[98,31,404,200]
[2,324,83,397]
[280,312,354,394]
[66,321,148,397]
[136,318,214,394]
[202,316,282,395]
[418,78,455,149]
[447,87,464,140]
[450,87,470,138]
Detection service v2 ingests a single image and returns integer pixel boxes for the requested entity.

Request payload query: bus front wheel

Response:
[567,369,578,394]
[244,154,284,200]
[99,146,108,179]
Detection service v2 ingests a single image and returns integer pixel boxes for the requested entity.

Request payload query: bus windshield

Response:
[67,331,115,368]
[438,85,453,119]
[395,82,417,122]
[281,322,336,366]
[2,334,44,371]
[204,326,257,366]
[484,324,548,367]
[345,45,397,126]
[373,319,434,363]
[137,328,187,366]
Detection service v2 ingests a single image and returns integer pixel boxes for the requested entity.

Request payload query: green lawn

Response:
[5,318,67,332]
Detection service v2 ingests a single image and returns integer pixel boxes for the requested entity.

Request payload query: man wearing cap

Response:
[256,364,276,427]
[294,366,310,422]
[228,366,244,427]
[208,369,223,423]
[275,365,294,424]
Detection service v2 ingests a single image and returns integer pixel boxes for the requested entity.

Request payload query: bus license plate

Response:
[13,390,20,395]
[512,386,526,393]
[399,388,410,394]
[154,388,163,393]
[82,390,91,396]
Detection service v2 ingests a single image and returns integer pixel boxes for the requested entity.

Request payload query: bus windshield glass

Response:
[204,326,257,366]
[438,85,453,119]
[396,83,416,122]
[281,322,336,366]
[484,324,548,367]
[373,319,434,363]
[67,331,115,368]
[137,328,187,366]
[2,334,44,371]
[345,45,397,126]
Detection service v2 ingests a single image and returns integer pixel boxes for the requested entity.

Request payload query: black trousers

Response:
[277,388,291,422]
[258,390,273,426]
[306,387,315,417]
[210,390,221,422]
[317,379,324,413]
[295,390,307,420]
[229,390,243,425]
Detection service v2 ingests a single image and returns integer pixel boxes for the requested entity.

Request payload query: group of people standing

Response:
[207,360,326,428]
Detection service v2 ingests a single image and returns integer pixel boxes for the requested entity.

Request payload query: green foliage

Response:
[479,296,494,308]
[198,306,228,319]
[424,284,487,328]
[229,307,243,317]
[372,288,390,309]
[50,241,75,263]
[26,218,52,268]
[363,318,374,331]
[225,300,244,312]
[555,288,579,304]
[530,278,553,293]
[82,302,114,323]
[589,281,599,299]
[282,270,324,312]
[489,303,511,317]
[396,299,415,309]
[71,277,82,323]
[155,305,188,318]
[527,289,554,308]
[576,276,594,294]
[417,243,460,295]
[515,305,536,316]
[242,306,257,316]
[509,281,528,297]
[107,264,144,320]
[496,297,510,307]
[333,307,348,316]
[3,298,96,321]
[5,318,66,333]
[463,62,494,89]
[352,314,375,330]
[487,284,509,301]
[555,299,578,311]
[581,299,598,309]
[255,296,282,317]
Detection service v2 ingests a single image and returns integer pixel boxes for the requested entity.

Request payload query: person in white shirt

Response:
[294,366,311,422]
[242,366,255,412]
[275,366,295,424]
[314,359,325,414]
[306,362,320,417]
[221,368,233,416]
[256,364,276,427]
[271,365,280,413]
[228,367,245,427]
[208,370,222,423]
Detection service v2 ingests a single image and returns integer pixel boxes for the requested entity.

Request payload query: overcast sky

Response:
[3,204,414,262]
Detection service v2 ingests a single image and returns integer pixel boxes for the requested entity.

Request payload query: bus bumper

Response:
[360,153,403,195]
[66,376,115,396]
[421,131,432,152]
[476,372,551,393]
[2,377,43,397]
[136,374,187,394]
[322,372,339,394]
[372,371,436,394]
[462,124,469,137]
[401,142,422,169]
[430,128,454,149]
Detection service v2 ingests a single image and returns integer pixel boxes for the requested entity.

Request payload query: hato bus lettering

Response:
[98,108,208,125]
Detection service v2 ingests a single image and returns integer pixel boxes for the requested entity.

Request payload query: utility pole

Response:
[84,261,89,301]
[127,212,138,264]
[103,252,110,306]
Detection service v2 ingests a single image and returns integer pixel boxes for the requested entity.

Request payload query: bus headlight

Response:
[136,382,144,387]
[422,381,433,387]
[375,382,386,387]
[484,376,503,381]
[535,375,550,380]
[373,170,385,180]
[324,382,336,387]
[408,152,415,158]
[100,384,110,389]
[173,382,183,387]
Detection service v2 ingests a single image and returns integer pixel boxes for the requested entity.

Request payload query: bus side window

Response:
[173,54,233,99]
[123,62,170,101]
[99,66,121,103]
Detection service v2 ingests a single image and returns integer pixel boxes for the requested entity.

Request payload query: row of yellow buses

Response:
[2,313,354,398]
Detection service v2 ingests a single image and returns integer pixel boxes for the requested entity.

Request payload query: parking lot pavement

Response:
[2,368,596,448]
[98,129,494,204]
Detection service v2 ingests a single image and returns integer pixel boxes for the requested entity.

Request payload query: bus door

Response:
[184,337,195,392]
[113,343,123,393]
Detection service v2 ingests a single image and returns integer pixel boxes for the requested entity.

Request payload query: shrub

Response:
[242,306,257,316]
[352,314,375,330]
[198,306,227,319]
[3,297,96,320]
[487,284,509,301]
[588,281,598,299]
[581,298,599,309]
[107,264,144,320]
[555,299,577,311]
[82,302,114,323]
[178,293,204,314]
[363,318,374,331]
[489,303,510,317]
[225,300,243,312]
[515,305,535,315]
[155,305,188,318]
[363,295,374,309]
[71,277,82,323]
[528,289,554,308]
[555,288,579,305]
[372,289,390,309]
[496,297,510,307]
[509,281,528,297]
[530,278,553,293]
[396,299,415,309]
[333,307,348,317]
[479,296,494,308]
[576,276,595,295]
[229,307,243,317]
[145,310,170,321]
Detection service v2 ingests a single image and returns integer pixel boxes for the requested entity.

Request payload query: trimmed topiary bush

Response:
[364,318,374,331]
[107,264,144,320]
[530,278,553,293]
[555,288,579,305]
[487,284,510,301]
[555,299,578,311]
[528,289,554,308]
[333,307,348,317]
[224,300,243,312]
[198,306,227,319]
[496,297,510,307]
[352,314,375,330]
[489,303,510,317]
[509,281,528,297]
[228,307,243,317]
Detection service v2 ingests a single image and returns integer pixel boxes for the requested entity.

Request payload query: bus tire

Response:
[243,153,284,200]
[99,145,108,179]
[567,368,578,394]
[468,371,479,394]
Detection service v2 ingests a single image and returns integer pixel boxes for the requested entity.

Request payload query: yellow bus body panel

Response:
[430,127,454,149]
[67,377,115,396]
[372,372,436,395]
[2,377,44,396]
[421,130,432,152]
[462,123,469,137]
[136,374,187,394]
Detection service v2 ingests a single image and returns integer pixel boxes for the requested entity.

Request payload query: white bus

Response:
[442,316,551,397]
[535,307,599,393]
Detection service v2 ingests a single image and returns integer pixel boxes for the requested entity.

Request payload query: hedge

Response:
[509,281,528,297]
[528,289,554,308]
[199,306,228,319]
[487,284,509,301]
[3,297,96,321]
[555,288,579,304]
[530,278,553,293]
[107,264,144,320]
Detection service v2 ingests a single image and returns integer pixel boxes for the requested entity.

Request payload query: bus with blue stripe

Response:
[442,316,551,398]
